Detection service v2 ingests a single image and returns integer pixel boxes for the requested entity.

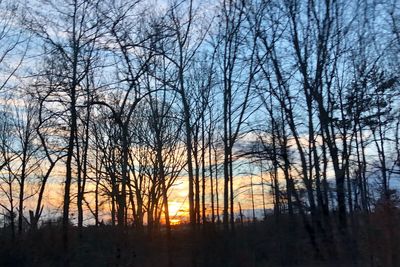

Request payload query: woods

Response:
[0,0,400,266]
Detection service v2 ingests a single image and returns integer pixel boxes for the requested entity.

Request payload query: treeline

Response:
[0,0,399,253]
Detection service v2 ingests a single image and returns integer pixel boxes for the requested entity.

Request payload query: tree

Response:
[217,0,258,231]
[0,0,29,92]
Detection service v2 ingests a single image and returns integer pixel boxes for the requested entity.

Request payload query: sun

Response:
[168,201,183,217]
[163,201,189,225]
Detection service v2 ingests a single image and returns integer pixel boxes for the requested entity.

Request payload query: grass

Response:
[0,207,399,267]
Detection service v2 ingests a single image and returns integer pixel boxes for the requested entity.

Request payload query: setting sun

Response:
[168,201,184,216]
[163,201,189,225]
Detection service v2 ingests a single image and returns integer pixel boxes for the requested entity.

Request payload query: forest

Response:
[0,0,399,266]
